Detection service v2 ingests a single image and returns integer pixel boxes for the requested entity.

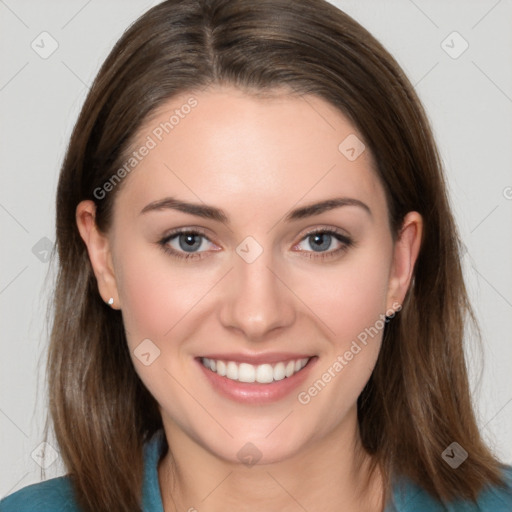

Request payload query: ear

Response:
[76,200,121,309]
[386,211,423,311]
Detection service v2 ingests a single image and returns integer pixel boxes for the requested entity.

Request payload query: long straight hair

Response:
[46,0,506,510]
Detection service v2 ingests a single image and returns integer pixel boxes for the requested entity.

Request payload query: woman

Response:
[1,0,511,511]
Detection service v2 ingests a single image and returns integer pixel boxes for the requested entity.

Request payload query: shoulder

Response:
[475,465,512,511]
[0,431,166,512]
[388,465,512,511]
[0,476,80,512]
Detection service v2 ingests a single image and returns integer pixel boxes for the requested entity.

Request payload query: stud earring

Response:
[107,297,114,306]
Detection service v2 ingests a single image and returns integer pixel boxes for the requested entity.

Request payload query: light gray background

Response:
[1,0,511,498]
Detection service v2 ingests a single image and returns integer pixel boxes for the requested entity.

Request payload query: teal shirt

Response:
[2,430,511,511]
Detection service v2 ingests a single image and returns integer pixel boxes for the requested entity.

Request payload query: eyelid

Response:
[294,224,351,242]
[161,225,211,238]
[161,226,219,247]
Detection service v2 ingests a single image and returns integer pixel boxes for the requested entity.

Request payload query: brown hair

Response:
[46,0,506,510]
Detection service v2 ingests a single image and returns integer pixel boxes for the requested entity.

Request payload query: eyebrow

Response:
[139,196,372,222]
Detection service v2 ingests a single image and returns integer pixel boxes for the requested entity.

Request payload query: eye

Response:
[294,228,354,260]
[158,229,217,260]
[158,227,354,262]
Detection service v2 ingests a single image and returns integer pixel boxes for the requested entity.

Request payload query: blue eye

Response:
[159,230,214,260]
[158,228,353,261]
[173,233,207,252]
[301,232,337,252]
[294,229,353,259]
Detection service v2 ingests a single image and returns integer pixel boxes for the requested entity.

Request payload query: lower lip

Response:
[196,357,318,404]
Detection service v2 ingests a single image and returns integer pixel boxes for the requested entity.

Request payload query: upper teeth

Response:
[201,357,310,384]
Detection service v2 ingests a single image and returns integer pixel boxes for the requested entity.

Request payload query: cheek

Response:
[115,243,214,348]
[115,247,218,415]
[300,246,392,347]
[292,245,392,415]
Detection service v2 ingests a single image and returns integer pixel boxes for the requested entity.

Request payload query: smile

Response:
[200,356,311,384]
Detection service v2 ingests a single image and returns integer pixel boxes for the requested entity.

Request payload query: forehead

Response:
[114,86,385,223]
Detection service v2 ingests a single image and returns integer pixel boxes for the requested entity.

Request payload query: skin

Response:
[76,86,422,512]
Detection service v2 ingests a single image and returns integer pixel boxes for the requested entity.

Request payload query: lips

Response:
[196,354,318,404]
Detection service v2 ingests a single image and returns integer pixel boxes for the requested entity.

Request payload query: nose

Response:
[218,246,296,341]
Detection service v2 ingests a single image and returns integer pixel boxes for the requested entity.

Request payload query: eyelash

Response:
[157,227,354,262]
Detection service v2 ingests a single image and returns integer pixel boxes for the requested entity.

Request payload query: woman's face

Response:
[79,86,420,465]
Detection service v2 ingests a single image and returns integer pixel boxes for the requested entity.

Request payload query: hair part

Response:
[47,0,506,510]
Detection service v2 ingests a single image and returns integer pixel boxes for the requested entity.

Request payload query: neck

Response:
[157,406,384,512]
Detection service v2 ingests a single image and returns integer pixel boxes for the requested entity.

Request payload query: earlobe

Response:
[76,200,121,309]
[386,211,423,311]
